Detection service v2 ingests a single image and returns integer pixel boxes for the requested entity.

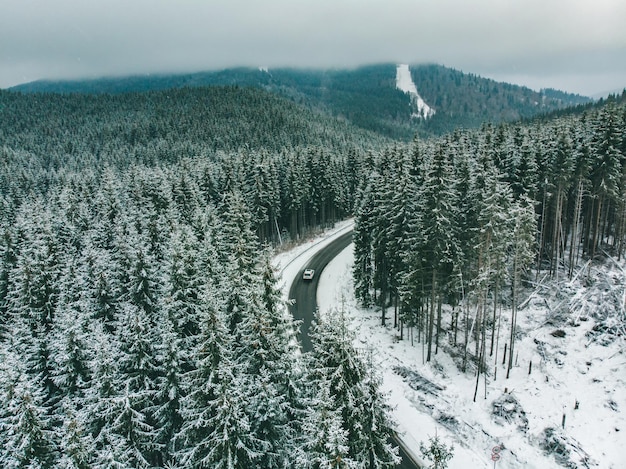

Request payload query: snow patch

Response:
[396,64,435,120]
[275,225,626,469]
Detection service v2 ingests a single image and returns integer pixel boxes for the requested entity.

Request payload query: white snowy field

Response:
[274,221,626,469]
[396,64,435,120]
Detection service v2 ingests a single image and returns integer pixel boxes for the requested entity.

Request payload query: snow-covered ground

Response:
[274,222,626,468]
[396,64,435,120]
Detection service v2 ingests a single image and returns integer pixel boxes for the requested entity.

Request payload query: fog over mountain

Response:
[1,0,625,96]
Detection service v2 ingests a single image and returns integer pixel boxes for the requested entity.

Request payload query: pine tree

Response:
[297,377,356,469]
[55,399,94,469]
[356,353,401,468]
[589,104,623,257]
[507,197,537,379]
[113,302,161,466]
[417,145,459,361]
[398,140,428,344]
[0,348,58,468]
[232,248,299,468]
[174,286,238,467]
[419,434,454,469]
[308,310,399,466]
[81,323,118,448]
[353,179,376,307]
[152,316,184,466]
[215,190,260,334]
[6,207,62,399]
[50,259,92,400]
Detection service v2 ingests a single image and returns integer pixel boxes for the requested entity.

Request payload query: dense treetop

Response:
[0,84,400,467]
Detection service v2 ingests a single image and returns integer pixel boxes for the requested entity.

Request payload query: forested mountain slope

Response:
[2,68,622,468]
[0,85,401,467]
[0,85,386,241]
[408,64,591,134]
[9,64,592,139]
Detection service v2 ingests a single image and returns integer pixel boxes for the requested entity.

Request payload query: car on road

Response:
[302,268,315,281]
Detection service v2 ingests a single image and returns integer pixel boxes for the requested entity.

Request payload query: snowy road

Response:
[285,230,423,469]
[287,230,353,352]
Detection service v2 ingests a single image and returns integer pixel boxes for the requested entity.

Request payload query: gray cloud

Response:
[1,0,625,95]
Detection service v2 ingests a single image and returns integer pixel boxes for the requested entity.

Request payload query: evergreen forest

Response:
[0,78,624,468]
[0,87,398,467]
[10,64,591,139]
[352,92,626,393]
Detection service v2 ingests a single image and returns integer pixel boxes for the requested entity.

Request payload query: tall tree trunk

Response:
[435,296,442,355]
[489,280,499,356]
[569,179,584,278]
[591,196,603,259]
[426,269,436,362]
[536,182,548,278]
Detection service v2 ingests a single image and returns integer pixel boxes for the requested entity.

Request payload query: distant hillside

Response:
[9,64,592,139]
[0,85,387,174]
[408,65,592,135]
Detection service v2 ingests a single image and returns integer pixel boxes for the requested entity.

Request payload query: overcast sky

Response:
[1,0,625,96]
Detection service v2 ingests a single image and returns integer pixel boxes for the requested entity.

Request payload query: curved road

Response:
[287,230,422,469]
[288,230,354,352]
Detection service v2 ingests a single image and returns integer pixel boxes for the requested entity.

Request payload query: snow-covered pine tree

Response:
[308,309,399,466]
[174,283,241,467]
[297,376,356,469]
[5,205,62,400]
[55,399,94,469]
[81,323,130,469]
[160,223,204,344]
[215,190,261,334]
[152,314,185,467]
[398,140,428,344]
[589,103,623,257]
[507,196,536,379]
[356,352,401,468]
[50,257,92,401]
[112,301,161,466]
[353,178,376,307]
[417,144,459,361]
[231,249,301,468]
[0,226,17,336]
[177,306,259,469]
[0,347,58,468]
[371,149,396,326]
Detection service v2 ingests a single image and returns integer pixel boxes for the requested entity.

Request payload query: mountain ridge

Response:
[9,63,592,139]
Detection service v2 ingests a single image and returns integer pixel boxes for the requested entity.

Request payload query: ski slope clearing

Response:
[396,64,435,120]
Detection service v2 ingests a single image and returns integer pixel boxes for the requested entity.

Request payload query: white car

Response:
[302,268,315,281]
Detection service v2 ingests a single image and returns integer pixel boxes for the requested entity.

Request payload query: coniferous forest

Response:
[353,93,626,390]
[0,79,624,468]
[0,87,399,468]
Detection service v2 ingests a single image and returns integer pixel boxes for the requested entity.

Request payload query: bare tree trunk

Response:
[569,179,584,278]
[426,270,436,362]
[435,296,442,355]
[591,196,603,259]
[507,257,518,379]
[489,280,499,356]
[473,309,487,402]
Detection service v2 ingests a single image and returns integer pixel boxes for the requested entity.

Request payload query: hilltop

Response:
[9,63,591,139]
